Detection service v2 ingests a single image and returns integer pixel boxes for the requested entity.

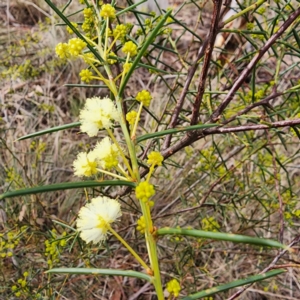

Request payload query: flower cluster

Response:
[122,41,138,57]
[55,43,70,59]
[73,137,120,177]
[135,181,155,202]
[73,151,98,177]
[201,217,220,232]
[147,151,163,166]
[82,53,95,64]
[136,216,146,234]
[79,97,119,137]
[136,90,152,107]
[93,137,120,169]
[126,110,139,126]
[68,38,87,56]
[82,7,95,33]
[113,24,127,39]
[79,69,93,83]
[11,272,35,298]
[100,4,116,19]
[77,196,121,244]
[55,38,87,59]
[123,62,132,74]
[166,279,181,297]
[0,231,18,258]
[44,229,68,269]
[107,52,117,64]
[83,7,93,18]
[66,22,78,34]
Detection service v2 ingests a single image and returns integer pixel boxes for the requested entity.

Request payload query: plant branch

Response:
[227,235,300,300]
[162,38,209,150]
[162,2,224,150]
[266,130,285,244]
[190,0,223,126]
[209,6,300,123]
[162,118,300,160]
[222,89,283,126]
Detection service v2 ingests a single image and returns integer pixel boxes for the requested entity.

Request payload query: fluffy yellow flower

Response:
[100,4,116,19]
[73,151,98,177]
[76,196,121,244]
[166,279,181,297]
[113,24,127,40]
[123,62,132,74]
[55,43,70,59]
[79,69,93,83]
[82,53,95,64]
[83,7,93,18]
[68,38,87,56]
[66,22,78,34]
[126,110,139,126]
[136,215,146,234]
[135,181,155,202]
[122,41,138,57]
[147,151,163,166]
[80,97,119,137]
[92,137,120,170]
[136,90,152,107]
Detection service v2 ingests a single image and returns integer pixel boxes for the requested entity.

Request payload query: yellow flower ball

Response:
[136,90,152,107]
[77,196,122,244]
[135,181,155,202]
[122,41,138,57]
[100,4,116,19]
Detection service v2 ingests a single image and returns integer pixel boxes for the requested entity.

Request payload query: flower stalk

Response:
[55,2,167,298]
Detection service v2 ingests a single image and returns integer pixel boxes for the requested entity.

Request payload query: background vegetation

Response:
[1,0,300,299]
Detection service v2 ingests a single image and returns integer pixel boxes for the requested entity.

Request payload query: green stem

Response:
[96,168,129,181]
[131,103,143,140]
[91,14,162,297]
[146,165,155,182]
[222,0,267,26]
[109,226,150,271]
[120,53,131,89]
[118,104,140,181]
[107,128,135,179]
[104,17,109,60]
[115,165,132,180]
[139,201,164,299]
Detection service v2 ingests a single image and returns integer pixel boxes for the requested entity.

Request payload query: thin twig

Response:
[227,235,300,300]
[221,89,283,126]
[203,118,300,135]
[209,7,300,123]
[162,2,222,149]
[266,129,285,243]
[162,38,210,150]
[190,0,223,126]
[162,8,300,158]
[161,118,300,160]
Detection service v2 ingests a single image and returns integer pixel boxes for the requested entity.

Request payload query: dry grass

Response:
[1,0,300,299]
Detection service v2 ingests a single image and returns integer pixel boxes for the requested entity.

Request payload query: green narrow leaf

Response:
[17,122,81,141]
[169,14,203,42]
[116,0,148,16]
[156,228,286,249]
[119,9,173,96]
[182,269,285,299]
[292,29,300,49]
[46,268,151,281]
[136,124,218,143]
[0,180,136,200]
[114,56,172,74]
